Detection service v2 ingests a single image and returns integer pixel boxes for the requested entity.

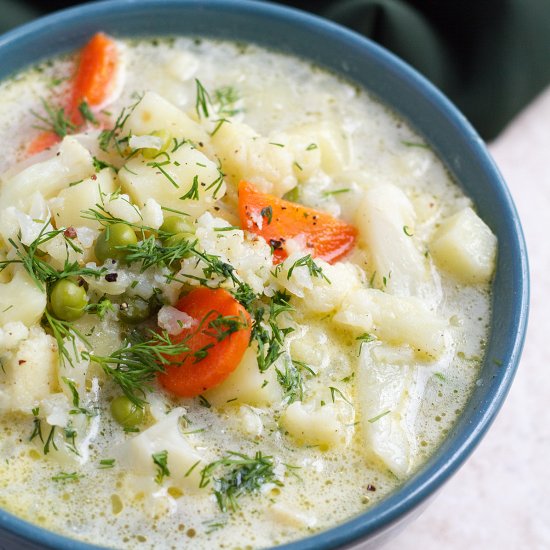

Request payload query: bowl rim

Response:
[0,1,529,549]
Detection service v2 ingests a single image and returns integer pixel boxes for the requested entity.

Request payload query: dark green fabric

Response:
[1,0,550,139]
[323,0,550,139]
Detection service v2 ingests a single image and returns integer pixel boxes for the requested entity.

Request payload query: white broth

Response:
[0,36,496,549]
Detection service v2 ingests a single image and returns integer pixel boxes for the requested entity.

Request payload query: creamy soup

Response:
[0,35,497,549]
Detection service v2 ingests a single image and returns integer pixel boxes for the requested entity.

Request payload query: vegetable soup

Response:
[0,34,497,549]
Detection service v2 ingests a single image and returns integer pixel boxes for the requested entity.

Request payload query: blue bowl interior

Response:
[0,1,529,549]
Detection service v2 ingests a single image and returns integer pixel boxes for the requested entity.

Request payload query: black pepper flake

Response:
[269,239,283,249]
[18,359,27,365]
[105,273,118,282]
[366,484,377,492]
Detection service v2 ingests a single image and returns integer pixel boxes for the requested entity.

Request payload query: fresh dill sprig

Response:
[368,410,391,423]
[83,329,191,406]
[85,297,115,319]
[98,97,141,154]
[195,79,212,119]
[285,254,330,283]
[213,85,241,116]
[250,290,294,373]
[78,100,97,124]
[152,450,170,484]
[62,377,80,408]
[31,98,75,138]
[43,310,91,368]
[199,451,283,512]
[0,224,104,292]
[98,458,116,469]
[180,175,200,200]
[121,234,197,272]
[52,471,82,482]
[329,386,353,406]
[205,169,225,199]
[30,407,43,443]
[322,188,350,197]
[147,156,180,188]
[202,311,249,344]
[276,361,305,403]
[356,333,375,355]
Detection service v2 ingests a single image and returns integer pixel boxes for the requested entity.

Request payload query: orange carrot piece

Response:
[26,131,61,156]
[238,180,357,264]
[26,33,118,156]
[68,32,119,125]
[157,287,252,398]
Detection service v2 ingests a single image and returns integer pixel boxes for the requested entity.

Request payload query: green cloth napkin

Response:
[2,0,550,139]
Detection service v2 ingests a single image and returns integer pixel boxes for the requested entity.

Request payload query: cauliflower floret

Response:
[0,326,58,412]
[0,321,29,350]
[178,212,272,294]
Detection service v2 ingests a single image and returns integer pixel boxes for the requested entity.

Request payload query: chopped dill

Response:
[329,386,353,406]
[195,79,212,119]
[31,98,75,138]
[198,395,212,408]
[52,471,82,482]
[152,450,170,484]
[180,175,200,200]
[213,85,241,116]
[0,223,104,292]
[98,458,116,469]
[323,188,350,197]
[368,410,391,423]
[285,254,330,283]
[83,330,191,406]
[260,206,273,225]
[78,100,97,124]
[199,451,283,512]
[147,158,180,188]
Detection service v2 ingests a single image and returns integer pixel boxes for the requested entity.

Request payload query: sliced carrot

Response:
[157,287,252,398]
[27,131,61,156]
[26,33,119,156]
[238,180,357,264]
[68,32,119,126]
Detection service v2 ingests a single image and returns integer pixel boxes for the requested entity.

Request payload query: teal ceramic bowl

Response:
[0,1,528,549]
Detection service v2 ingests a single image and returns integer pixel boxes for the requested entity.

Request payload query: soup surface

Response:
[0,35,497,549]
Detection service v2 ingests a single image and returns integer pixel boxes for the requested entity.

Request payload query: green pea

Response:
[141,129,172,159]
[95,223,138,263]
[159,215,194,237]
[110,395,144,428]
[163,231,195,252]
[50,279,88,321]
[118,296,152,324]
